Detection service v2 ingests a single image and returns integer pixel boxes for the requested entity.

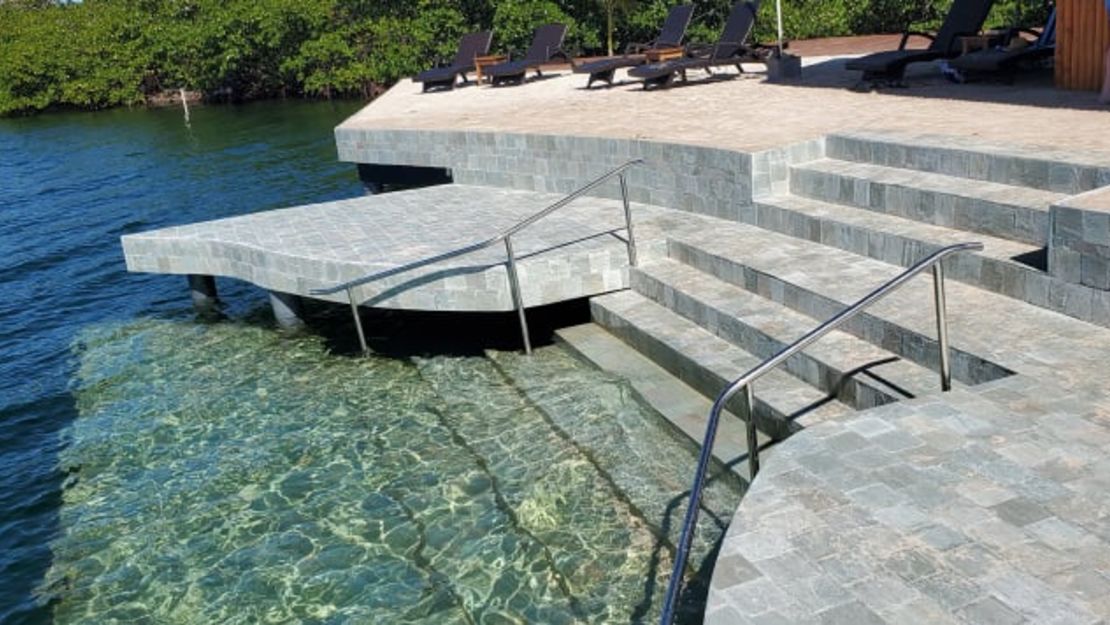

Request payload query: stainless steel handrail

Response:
[311,158,645,354]
[658,241,984,625]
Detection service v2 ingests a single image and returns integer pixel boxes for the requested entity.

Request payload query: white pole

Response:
[776,0,785,57]
[180,87,191,126]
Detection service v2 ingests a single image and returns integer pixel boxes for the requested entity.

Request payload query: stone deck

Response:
[341,57,1110,154]
[121,184,640,311]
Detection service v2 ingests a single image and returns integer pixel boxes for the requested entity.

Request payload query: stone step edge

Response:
[631,259,943,410]
[827,131,1110,195]
[666,237,1018,388]
[554,323,768,483]
[788,158,1055,246]
[590,290,851,441]
[747,195,1110,331]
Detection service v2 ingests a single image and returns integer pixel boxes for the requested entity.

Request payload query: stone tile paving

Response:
[338,58,1110,155]
[122,184,662,311]
[707,376,1110,625]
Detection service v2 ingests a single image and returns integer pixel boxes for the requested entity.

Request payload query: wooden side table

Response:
[474,54,508,84]
[645,47,686,63]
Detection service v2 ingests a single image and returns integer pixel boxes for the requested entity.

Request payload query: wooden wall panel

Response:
[1056,0,1110,91]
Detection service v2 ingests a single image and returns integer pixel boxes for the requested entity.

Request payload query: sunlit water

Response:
[0,102,741,624]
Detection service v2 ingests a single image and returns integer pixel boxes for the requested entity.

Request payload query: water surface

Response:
[0,102,740,624]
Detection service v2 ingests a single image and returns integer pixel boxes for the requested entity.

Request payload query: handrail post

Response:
[504,236,532,355]
[743,384,759,479]
[347,287,369,355]
[619,172,638,267]
[932,261,952,392]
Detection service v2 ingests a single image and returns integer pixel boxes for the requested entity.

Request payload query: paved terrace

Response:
[341,56,1110,154]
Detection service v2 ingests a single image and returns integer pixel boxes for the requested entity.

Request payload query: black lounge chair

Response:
[948,10,1056,82]
[572,4,694,88]
[845,0,996,87]
[628,1,766,90]
[413,31,493,93]
[484,24,569,86]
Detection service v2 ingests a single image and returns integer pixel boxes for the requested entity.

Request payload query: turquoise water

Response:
[50,321,741,623]
[1,102,742,624]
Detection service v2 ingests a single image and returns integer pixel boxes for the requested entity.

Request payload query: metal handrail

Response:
[311,158,645,354]
[658,241,984,625]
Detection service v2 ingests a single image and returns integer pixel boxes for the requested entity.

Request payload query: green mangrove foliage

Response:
[0,0,1053,116]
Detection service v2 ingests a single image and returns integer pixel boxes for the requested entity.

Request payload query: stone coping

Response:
[1057,186,1110,212]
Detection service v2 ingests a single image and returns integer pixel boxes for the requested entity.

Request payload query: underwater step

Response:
[488,345,746,564]
[555,322,765,476]
[53,320,722,624]
[415,353,686,623]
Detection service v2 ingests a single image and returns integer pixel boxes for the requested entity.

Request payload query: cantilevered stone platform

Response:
[121,184,643,312]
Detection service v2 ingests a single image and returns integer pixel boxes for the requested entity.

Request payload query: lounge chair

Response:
[845,0,996,87]
[413,31,493,93]
[948,10,1055,82]
[628,1,767,90]
[484,24,569,87]
[573,4,695,88]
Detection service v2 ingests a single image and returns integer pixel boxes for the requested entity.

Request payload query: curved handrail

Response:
[311,158,645,297]
[658,240,984,625]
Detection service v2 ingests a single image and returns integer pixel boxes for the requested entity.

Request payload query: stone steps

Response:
[789,158,1064,246]
[827,131,1110,194]
[591,289,854,440]
[746,194,1074,313]
[554,323,763,476]
[663,219,1110,391]
[632,258,945,410]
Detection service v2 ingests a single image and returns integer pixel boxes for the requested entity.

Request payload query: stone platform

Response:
[121,184,639,312]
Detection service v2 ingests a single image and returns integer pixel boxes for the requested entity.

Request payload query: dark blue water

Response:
[0,101,366,624]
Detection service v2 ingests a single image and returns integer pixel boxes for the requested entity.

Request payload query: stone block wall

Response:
[335,126,828,222]
[1050,188,1110,291]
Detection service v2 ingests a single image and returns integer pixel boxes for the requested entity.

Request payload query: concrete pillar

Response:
[269,290,306,329]
[188,275,218,311]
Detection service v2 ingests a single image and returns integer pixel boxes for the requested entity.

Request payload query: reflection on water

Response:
[46,318,743,624]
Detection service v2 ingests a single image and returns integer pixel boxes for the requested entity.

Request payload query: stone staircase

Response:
[562,131,1110,451]
[748,132,1110,324]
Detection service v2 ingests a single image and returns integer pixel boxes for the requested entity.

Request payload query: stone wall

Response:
[1050,187,1110,291]
[335,126,826,221]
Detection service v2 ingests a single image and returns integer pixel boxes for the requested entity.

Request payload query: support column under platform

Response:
[188,275,219,311]
[269,290,306,330]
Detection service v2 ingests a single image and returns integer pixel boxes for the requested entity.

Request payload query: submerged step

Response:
[632,258,945,410]
[590,290,853,440]
[554,322,765,474]
[789,158,1064,246]
[488,344,745,565]
[414,355,672,622]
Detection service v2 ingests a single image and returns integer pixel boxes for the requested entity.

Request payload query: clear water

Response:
[0,102,742,624]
